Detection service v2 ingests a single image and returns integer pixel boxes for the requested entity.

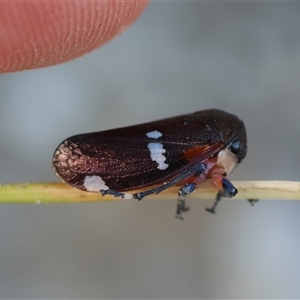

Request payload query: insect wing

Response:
[53,114,226,192]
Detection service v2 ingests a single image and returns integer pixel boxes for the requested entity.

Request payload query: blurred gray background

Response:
[1,2,300,299]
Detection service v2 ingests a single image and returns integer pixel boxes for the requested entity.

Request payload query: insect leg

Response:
[206,177,237,214]
[133,162,207,200]
[176,182,196,220]
[100,189,125,198]
[248,198,259,206]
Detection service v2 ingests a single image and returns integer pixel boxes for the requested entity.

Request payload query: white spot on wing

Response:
[83,175,109,192]
[146,130,162,139]
[147,142,169,170]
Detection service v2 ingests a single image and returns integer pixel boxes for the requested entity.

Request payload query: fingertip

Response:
[0,1,149,73]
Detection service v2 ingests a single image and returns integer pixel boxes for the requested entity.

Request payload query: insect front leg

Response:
[248,198,259,206]
[206,177,237,214]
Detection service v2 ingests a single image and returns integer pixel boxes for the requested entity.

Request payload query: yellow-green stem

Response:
[0,181,299,204]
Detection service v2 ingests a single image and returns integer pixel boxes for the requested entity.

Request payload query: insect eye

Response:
[229,140,241,155]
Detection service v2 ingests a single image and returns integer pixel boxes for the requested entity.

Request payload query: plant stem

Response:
[0,181,299,204]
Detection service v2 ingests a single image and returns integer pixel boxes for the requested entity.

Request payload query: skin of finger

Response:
[0,1,149,73]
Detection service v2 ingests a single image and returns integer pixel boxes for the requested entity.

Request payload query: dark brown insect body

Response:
[53,109,247,217]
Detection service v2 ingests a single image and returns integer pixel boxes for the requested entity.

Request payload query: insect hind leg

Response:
[101,189,125,198]
[133,162,207,201]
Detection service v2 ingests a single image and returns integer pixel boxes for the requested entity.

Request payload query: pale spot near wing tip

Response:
[83,175,109,192]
